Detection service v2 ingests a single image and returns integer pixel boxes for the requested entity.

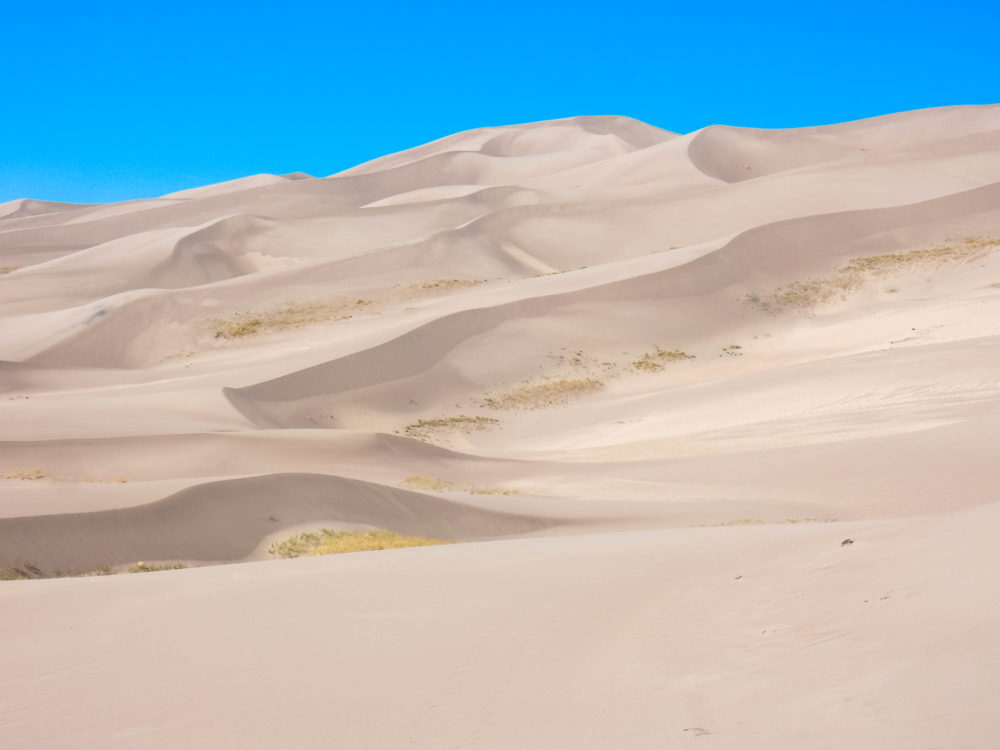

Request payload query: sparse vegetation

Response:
[631,346,695,372]
[701,517,837,527]
[400,475,454,492]
[403,415,500,442]
[128,562,187,573]
[212,297,373,339]
[744,236,1000,312]
[1,562,116,580]
[268,528,448,558]
[0,266,19,275]
[400,278,486,297]
[481,377,603,410]
[467,486,521,496]
[1,469,52,481]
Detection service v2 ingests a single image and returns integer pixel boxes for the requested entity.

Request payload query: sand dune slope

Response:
[2,104,1000,748]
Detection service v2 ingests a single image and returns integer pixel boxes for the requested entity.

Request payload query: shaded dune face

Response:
[0,473,561,574]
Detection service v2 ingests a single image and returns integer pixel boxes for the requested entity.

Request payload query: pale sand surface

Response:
[2,105,1000,748]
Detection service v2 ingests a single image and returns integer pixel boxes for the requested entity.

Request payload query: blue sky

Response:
[2,0,997,204]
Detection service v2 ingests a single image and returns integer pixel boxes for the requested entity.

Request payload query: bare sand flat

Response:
[2,105,1000,748]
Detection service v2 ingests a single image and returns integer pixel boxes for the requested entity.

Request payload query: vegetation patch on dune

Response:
[700,517,837,527]
[467,485,521,496]
[631,346,695,372]
[400,475,454,491]
[128,561,187,573]
[1,469,53,481]
[399,278,486,298]
[0,266,19,275]
[403,415,499,442]
[212,297,373,339]
[0,560,190,580]
[268,528,448,558]
[482,377,604,410]
[745,236,1000,311]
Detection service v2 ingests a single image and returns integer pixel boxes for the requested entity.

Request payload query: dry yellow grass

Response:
[403,415,499,442]
[482,377,603,410]
[401,475,454,492]
[701,517,837,527]
[631,346,695,372]
[399,278,486,298]
[1,469,52,481]
[467,486,521,496]
[212,297,373,339]
[746,237,1000,311]
[129,562,187,573]
[0,266,19,275]
[268,528,448,558]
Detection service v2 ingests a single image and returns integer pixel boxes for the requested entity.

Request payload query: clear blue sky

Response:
[2,0,997,204]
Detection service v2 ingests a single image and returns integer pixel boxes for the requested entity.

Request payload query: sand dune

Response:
[2,104,999,748]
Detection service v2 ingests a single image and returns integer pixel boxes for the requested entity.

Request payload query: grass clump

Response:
[128,562,187,573]
[1,469,52,481]
[1,563,117,580]
[0,266,19,275]
[212,297,373,339]
[403,415,499,442]
[401,278,485,297]
[269,528,448,558]
[467,486,521,496]
[745,236,1000,312]
[401,475,454,491]
[481,377,603,410]
[632,346,695,372]
[1,563,46,580]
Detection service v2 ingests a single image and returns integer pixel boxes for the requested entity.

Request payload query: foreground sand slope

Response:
[2,502,998,749]
[1,105,1000,748]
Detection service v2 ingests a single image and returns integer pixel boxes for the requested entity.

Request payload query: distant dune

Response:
[2,105,1000,749]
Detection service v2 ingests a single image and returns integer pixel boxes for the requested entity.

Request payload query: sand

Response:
[1,105,999,748]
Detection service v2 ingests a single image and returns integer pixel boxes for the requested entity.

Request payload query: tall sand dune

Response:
[2,104,1000,749]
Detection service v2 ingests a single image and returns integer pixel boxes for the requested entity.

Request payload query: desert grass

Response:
[401,475,454,492]
[212,297,373,339]
[701,517,837,528]
[268,528,448,558]
[467,486,521,496]
[0,266,19,275]
[399,278,486,298]
[1,469,53,481]
[128,562,187,573]
[481,377,603,410]
[632,346,695,372]
[1,562,117,580]
[404,415,499,442]
[745,236,1000,311]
